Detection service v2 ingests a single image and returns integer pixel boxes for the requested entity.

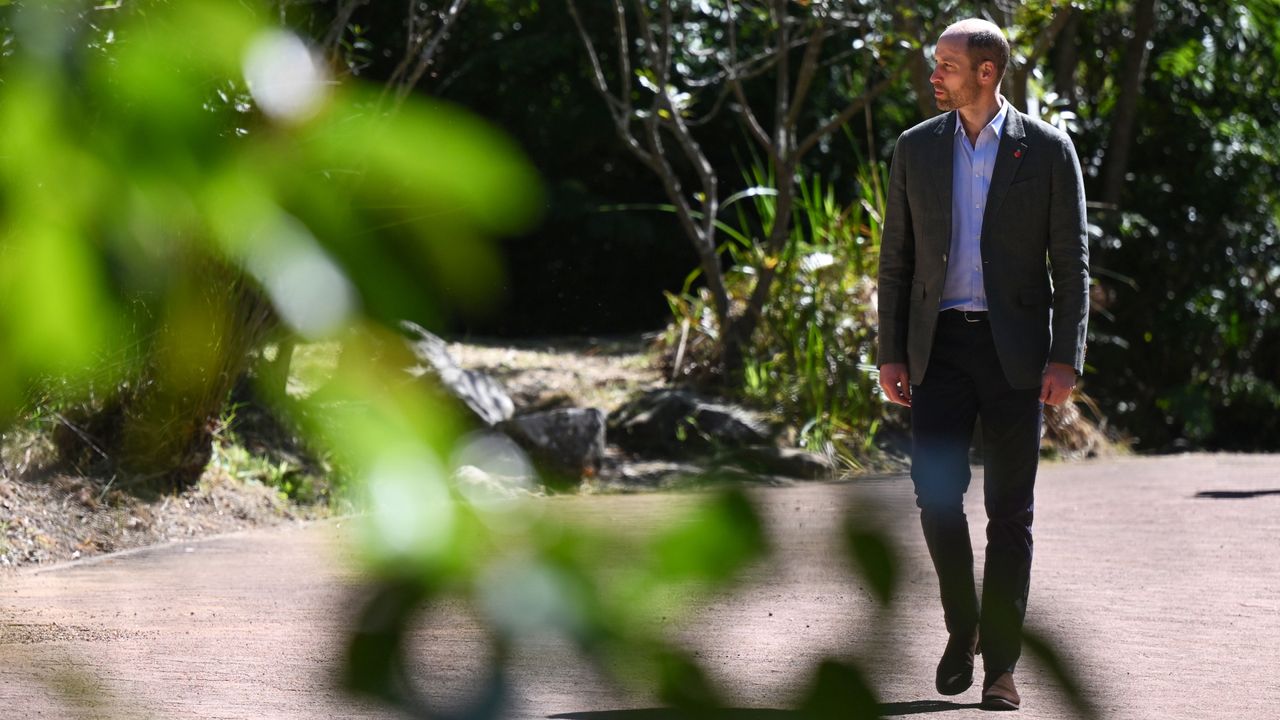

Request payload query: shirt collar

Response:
[953,95,1010,139]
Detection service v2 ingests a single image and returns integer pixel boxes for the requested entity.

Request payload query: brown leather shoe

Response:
[981,672,1020,711]
[935,632,980,695]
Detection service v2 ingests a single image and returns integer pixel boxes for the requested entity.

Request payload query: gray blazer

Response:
[876,108,1090,389]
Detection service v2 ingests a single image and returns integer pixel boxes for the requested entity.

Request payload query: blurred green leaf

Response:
[344,579,511,720]
[654,646,724,715]
[843,520,898,606]
[1023,627,1099,720]
[344,578,431,703]
[649,488,767,586]
[303,90,544,237]
[796,659,880,720]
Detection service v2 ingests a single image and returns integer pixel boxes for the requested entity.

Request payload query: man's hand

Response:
[878,363,912,407]
[1040,362,1077,406]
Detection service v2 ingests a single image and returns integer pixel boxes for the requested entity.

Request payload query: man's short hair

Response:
[943,19,1011,81]
[966,27,1010,80]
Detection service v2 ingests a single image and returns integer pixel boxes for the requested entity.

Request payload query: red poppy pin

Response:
[1014,149,1023,158]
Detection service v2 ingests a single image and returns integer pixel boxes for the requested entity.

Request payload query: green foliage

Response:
[1072,1,1280,449]
[210,438,304,499]
[209,398,342,506]
[0,0,541,489]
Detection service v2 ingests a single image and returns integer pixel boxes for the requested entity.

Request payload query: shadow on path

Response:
[550,711,789,719]
[549,700,982,719]
[1194,489,1280,499]
[878,701,985,716]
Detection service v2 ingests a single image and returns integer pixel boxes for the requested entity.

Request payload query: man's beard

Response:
[934,77,979,111]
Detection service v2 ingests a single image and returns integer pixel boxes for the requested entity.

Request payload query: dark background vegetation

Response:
[4,1,1275,460]
[292,0,1279,453]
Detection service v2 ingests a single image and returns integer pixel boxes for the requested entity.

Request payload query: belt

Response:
[942,309,989,323]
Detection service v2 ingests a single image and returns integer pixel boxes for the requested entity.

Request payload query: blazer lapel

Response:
[981,109,1029,240]
[931,112,956,253]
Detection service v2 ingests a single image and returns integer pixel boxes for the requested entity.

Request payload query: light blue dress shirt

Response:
[940,98,1009,311]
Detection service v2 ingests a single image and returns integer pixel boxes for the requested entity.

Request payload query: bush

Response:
[659,161,889,468]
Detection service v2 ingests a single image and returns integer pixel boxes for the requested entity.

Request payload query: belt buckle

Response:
[962,310,982,323]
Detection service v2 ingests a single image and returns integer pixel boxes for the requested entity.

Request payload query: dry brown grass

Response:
[447,335,665,414]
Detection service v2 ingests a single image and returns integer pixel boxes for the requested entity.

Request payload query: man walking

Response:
[876,18,1089,711]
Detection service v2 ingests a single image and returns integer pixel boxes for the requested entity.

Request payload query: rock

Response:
[608,389,772,458]
[593,458,788,491]
[500,408,606,484]
[452,465,540,501]
[401,320,514,426]
[734,445,835,480]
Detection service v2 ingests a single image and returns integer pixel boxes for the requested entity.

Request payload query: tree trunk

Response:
[260,335,296,400]
[722,158,798,383]
[1006,66,1029,112]
[895,9,937,118]
[567,0,732,336]
[1003,7,1075,114]
[1052,12,1081,112]
[1101,0,1158,207]
[54,259,277,492]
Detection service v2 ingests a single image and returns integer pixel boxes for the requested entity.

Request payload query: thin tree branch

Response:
[630,0,660,77]
[383,0,425,95]
[642,112,731,326]
[567,0,618,106]
[660,95,718,233]
[657,0,674,90]
[613,0,633,114]
[725,0,771,150]
[797,64,905,159]
[643,7,720,265]
[686,82,733,127]
[786,25,829,130]
[566,0,654,166]
[395,0,469,104]
[772,0,789,161]
[404,0,421,63]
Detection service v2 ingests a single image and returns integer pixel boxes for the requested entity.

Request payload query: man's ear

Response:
[979,60,996,86]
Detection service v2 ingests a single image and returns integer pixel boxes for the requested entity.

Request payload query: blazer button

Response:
[942,253,948,263]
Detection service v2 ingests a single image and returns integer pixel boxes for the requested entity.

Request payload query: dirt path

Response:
[2,453,1278,719]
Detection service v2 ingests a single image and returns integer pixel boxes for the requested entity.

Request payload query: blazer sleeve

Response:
[1047,133,1090,374]
[876,132,915,367]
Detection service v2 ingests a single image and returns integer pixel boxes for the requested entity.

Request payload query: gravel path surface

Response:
[2,453,1277,719]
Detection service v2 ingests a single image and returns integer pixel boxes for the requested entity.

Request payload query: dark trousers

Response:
[910,310,1042,675]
